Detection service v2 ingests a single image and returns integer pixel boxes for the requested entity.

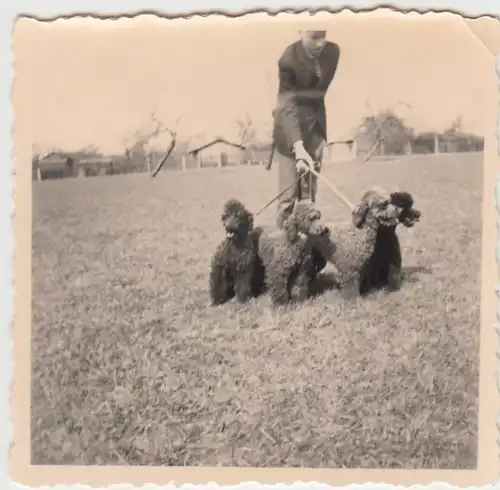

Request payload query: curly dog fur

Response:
[254,200,336,306]
[329,188,421,297]
[209,199,265,305]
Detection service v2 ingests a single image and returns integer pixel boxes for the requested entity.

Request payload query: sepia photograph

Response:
[11,7,498,488]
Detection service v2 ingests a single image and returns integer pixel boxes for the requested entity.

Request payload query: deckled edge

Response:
[495,51,500,485]
[8,482,500,489]
[7,3,15,490]
[7,5,500,490]
[12,5,500,23]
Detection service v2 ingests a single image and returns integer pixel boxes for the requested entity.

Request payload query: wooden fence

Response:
[33,134,484,182]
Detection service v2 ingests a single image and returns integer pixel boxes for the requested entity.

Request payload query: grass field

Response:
[31,152,482,468]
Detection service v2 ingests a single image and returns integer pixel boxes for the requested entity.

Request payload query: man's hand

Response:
[293,141,315,174]
[296,159,310,174]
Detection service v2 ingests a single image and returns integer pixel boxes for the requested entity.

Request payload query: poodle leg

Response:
[209,264,234,305]
[386,237,403,291]
[291,269,312,302]
[387,263,402,291]
[311,246,327,275]
[251,259,266,297]
[358,261,375,297]
[267,269,292,306]
[234,270,254,303]
[367,260,387,292]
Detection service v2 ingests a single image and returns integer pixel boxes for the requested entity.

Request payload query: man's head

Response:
[299,30,327,57]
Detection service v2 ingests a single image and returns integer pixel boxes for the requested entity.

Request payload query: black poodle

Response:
[209,198,265,306]
[330,188,421,296]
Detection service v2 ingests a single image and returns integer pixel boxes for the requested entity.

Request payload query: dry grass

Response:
[31,152,482,468]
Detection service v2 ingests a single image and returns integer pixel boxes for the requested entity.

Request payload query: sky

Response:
[13,10,497,155]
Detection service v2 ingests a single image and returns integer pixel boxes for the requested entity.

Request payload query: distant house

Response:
[187,138,246,168]
[325,139,357,163]
[324,126,361,163]
[34,151,119,180]
[34,152,76,181]
[78,156,114,177]
[244,143,273,166]
[411,130,484,155]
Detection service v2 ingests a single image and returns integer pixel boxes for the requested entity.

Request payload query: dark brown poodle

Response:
[254,200,336,305]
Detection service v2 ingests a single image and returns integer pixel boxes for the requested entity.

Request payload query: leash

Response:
[254,172,306,217]
[306,166,356,212]
[265,144,275,171]
[264,130,355,212]
[256,152,358,217]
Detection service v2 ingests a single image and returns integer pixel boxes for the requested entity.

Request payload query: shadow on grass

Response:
[310,272,341,297]
[402,265,433,283]
[308,264,433,302]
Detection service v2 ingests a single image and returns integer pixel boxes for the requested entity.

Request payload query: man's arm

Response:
[276,56,303,150]
[327,42,341,79]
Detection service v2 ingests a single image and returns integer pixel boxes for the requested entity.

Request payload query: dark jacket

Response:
[272,40,340,158]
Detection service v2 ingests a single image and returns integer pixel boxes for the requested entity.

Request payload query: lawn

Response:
[31,152,482,468]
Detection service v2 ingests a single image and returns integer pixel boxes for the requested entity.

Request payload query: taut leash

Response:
[255,158,357,218]
[306,165,356,212]
[254,173,306,217]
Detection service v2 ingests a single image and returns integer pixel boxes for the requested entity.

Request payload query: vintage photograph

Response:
[11,8,498,485]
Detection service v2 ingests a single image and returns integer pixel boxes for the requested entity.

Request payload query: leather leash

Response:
[254,172,306,217]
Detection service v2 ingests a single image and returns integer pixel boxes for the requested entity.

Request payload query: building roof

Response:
[78,156,113,165]
[327,124,361,145]
[187,137,246,154]
[38,152,73,165]
[326,139,355,147]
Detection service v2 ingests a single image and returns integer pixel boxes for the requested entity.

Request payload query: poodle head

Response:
[221,198,254,240]
[352,188,405,229]
[291,200,331,238]
[389,191,421,228]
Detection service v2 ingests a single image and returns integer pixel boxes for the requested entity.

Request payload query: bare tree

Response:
[361,103,414,161]
[123,110,184,176]
[443,116,463,138]
[235,113,256,147]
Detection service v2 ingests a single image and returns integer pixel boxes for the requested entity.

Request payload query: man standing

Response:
[272,30,341,229]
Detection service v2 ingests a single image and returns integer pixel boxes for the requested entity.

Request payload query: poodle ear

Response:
[247,212,254,231]
[307,208,322,221]
[352,201,369,228]
[390,191,414,209]
[283,215,300,242]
